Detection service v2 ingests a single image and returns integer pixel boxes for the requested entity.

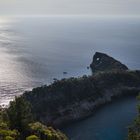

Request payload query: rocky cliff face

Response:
[23,53,140,128]
[90,52,128,73]
[24,71,140,128]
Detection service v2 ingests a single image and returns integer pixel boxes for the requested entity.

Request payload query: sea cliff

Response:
[22,52,140,128]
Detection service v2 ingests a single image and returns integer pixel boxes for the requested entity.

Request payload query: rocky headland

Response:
[22,52,140,128]
[90,52,128,73]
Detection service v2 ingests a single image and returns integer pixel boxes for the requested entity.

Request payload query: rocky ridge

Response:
[23,52,140,128]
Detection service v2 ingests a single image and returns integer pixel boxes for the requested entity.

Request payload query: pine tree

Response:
[7,96,33,133]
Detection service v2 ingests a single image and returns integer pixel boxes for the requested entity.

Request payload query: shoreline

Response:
[61,93,139,129]
[23,70,140,128]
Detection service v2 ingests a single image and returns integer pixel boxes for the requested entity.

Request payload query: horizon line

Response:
[0,14,140,18]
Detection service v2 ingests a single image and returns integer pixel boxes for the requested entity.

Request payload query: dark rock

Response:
[63,72,68,74]
[53,78,58,81]
[90,52,128,73]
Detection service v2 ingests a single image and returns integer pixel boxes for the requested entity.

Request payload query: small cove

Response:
[63,96,138,140]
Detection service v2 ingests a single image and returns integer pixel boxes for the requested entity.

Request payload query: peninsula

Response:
[22,52,140,127]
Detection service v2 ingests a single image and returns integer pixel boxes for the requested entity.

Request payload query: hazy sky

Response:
[0,0,140,16]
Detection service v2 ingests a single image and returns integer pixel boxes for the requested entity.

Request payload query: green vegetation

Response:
[128,93,140,140]
[1,70,139,140]
[26,135,40,140]
[7,97,33,133]
[23,71,140,127]
[0,97,68,140]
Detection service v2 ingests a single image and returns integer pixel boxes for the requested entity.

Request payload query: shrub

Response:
[26,135,40,140]
[4,136,15,140]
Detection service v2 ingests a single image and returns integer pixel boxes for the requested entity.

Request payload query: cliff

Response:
[21,52,140,128]
[23,72,140,128]
[90,52,128,73]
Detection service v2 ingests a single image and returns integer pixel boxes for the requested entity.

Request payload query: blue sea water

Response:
[0,15,140,139]
[0,16,140,105]
[63,96,138,140]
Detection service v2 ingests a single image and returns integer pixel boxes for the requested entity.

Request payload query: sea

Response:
[0,16,140,105]
[0,15,140,140]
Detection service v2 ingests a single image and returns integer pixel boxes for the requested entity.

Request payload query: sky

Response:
[0,0,140,16]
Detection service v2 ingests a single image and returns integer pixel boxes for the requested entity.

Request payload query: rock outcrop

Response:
[90,52,128,73]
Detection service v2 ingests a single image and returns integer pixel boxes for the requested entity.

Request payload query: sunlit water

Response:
[0,16,140,105]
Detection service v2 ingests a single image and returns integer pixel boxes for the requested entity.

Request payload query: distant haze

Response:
[0,0,140,16]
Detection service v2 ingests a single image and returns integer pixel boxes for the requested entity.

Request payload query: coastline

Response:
[62,95,138,140]
[23,70,140,128]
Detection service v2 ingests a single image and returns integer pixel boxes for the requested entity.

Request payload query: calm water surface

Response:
[0,16,140,105]
[0,16,140,140]
[63,97,138,140]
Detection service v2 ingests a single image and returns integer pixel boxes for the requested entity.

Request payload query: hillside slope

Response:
[23,70,140,127]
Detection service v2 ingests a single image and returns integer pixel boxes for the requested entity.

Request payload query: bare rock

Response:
[90,52,128,73]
